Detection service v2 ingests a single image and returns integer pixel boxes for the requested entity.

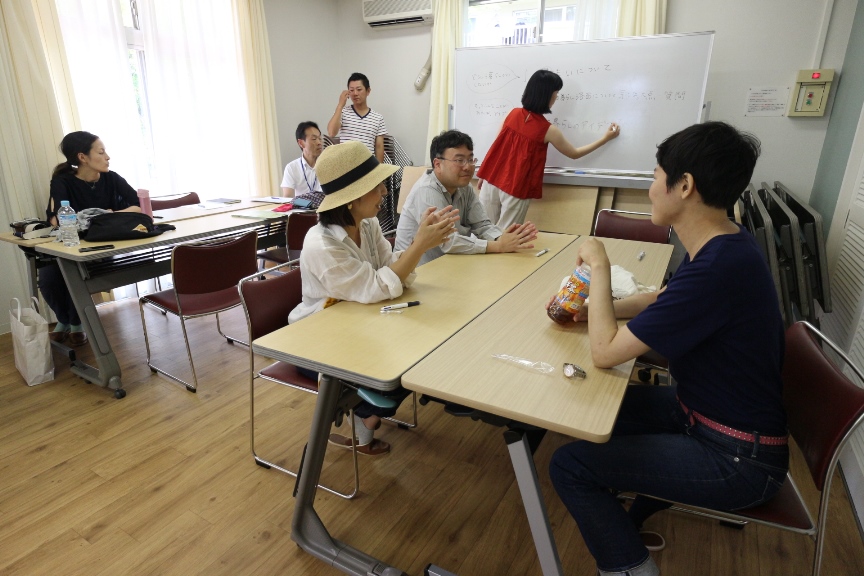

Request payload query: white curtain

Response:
[617,0,667,37]
[426,0,463,154]
[140,0,254,199]
[54,0,147,186]
[0,0,68,331]
[232,0,282,197]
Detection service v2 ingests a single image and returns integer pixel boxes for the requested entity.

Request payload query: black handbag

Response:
[81,212,175,242]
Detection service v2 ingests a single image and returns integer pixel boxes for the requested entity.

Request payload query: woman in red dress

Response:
[477,69,620,228]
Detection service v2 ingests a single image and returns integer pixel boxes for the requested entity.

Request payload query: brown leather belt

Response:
[678,397,788,446]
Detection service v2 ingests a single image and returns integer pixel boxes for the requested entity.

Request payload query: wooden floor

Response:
[1,298,863,576]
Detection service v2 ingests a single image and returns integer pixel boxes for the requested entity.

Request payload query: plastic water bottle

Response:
[57,200,80,247]
[547,264,591,324]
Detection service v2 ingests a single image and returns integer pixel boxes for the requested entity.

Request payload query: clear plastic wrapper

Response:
[492,354,554,374]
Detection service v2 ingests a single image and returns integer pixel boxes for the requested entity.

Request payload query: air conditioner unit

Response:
[362,0,434,29]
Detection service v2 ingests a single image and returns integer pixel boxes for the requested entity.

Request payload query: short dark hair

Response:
[521,70,563,114]
[295,121,320,142]
[318,204,355,228]
[347,72,370,89]
[656,122,761,210]
[430,130,474,165]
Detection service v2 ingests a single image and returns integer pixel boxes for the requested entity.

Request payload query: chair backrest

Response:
[172,231,259,295]
[286,211,318,251]
[397,166,429,214]
[783,321,864,490]
[239,265,303,340]
[594,209,671,244]
[150,192,201,211]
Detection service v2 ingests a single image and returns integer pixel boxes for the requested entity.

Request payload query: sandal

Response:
[328,434,390,456]
[640,531,665,552]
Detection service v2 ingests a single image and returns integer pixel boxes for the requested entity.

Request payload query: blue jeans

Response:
[549,385,788,573]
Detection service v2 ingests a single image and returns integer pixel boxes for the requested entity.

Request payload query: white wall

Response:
[264,1,857,198]
[332,0,433,165]
[264,0,433,170]
[263,0,342,178]
[667,0,857,201]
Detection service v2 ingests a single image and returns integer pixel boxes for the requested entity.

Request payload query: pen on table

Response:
[535,248,549,257]
[380,301,420,311]
[637,251,646,261]
[153,215,164,219]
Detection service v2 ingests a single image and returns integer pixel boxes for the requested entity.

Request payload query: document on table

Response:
[252,196,294,203]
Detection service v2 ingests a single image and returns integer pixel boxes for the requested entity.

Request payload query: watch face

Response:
[564,363,585,379]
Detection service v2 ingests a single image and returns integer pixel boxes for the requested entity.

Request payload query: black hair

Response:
[52,131,99,179]
[521,70,564,114]
[295,121,320,142]
[655,121,761,210]
[347,72,370,90]
[318,204,356,228]
[429,130,474,165]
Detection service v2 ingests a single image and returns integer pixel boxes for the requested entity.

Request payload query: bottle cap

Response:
[61,200,70,206]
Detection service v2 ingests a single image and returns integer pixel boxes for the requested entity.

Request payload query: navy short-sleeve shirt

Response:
[627,226,786,435]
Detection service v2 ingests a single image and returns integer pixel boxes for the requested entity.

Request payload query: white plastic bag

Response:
[10,297,55,386]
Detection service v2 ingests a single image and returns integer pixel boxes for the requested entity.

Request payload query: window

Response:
[119,0,155,179]
[465,0,619,47]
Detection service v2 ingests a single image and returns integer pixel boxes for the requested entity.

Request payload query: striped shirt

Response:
[338,105,387,154]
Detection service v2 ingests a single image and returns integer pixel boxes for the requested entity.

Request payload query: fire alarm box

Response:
[788,69,835,117]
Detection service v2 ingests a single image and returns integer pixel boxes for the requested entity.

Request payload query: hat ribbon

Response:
[321,155,380,195]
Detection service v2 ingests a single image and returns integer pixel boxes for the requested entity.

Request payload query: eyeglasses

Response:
[437,156,477,167]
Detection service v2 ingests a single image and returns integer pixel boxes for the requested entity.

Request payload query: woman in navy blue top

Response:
[549,122,787,576]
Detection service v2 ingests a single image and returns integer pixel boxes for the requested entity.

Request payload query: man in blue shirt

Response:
[549,122,787,576]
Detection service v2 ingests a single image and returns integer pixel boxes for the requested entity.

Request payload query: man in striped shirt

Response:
[327,72,387,162]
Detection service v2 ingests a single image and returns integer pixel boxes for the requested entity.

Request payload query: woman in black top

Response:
[41,131,140,346]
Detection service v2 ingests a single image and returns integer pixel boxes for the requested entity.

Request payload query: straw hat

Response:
[316,141,398,212]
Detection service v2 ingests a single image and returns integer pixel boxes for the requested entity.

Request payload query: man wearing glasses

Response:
[395,130,538,266]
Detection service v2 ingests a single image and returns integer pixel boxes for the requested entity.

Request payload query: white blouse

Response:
[288,218,416,324]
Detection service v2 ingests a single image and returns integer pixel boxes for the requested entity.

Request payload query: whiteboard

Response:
[453,32,714,173]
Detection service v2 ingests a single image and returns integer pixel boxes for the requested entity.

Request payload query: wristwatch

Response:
[563,363,586,379]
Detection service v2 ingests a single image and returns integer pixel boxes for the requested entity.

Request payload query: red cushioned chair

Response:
[146,192,202,294]
[238,261,359,499]
[257,210,318,271]
[139,231,258,392]
[631,321,864,576]
[593,208,671,245]
[150,192,200,211]
[594,209,672,384]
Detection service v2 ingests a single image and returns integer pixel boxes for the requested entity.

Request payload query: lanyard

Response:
[301,158,319,193]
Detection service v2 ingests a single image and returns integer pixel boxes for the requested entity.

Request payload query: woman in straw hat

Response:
[288,141,459,456]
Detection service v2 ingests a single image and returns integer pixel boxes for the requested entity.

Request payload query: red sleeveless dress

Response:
[476,108,550,200]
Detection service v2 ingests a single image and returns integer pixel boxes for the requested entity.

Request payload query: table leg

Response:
[291,375,407,576]
[504,430,564,576]
[56,258,124,394]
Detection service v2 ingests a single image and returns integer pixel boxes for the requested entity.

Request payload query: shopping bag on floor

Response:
[10,297,55,386]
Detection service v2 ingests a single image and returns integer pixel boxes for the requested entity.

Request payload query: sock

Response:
[70,324,83,333]
[353,414,374,446]
[53,322,69,333]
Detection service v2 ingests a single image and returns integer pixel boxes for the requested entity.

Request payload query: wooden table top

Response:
[0,232,54,248]
[155,199,288,223]
[252,233,580,390]
[33,208,285,261]
[401,237,673,442]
